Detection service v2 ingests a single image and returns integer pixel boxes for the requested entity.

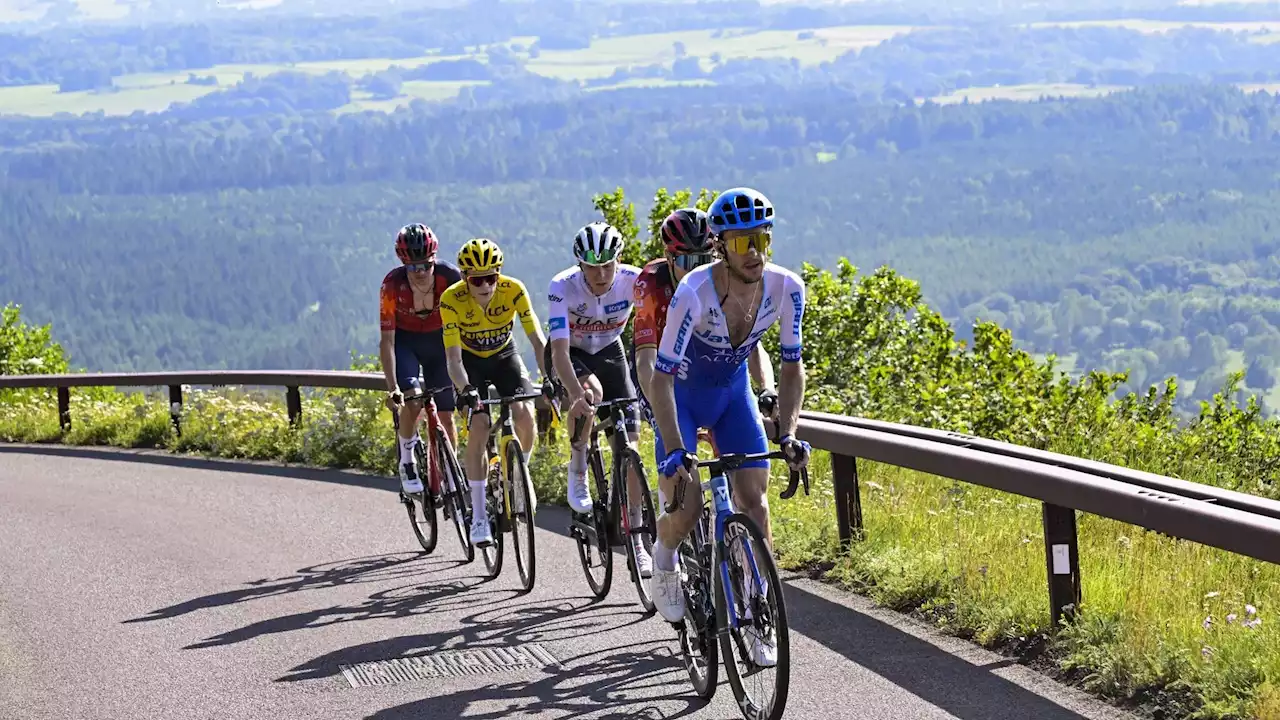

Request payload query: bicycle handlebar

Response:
[478,391,544,406]
[662,448,810,514]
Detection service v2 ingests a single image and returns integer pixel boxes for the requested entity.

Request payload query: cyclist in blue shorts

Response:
[646,187,811,663]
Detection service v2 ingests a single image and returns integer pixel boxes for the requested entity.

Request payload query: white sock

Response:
[399,434,418,465]
[569,446,587,476]
[523,449,532,466]
[653,540,677,572]
[470,480,486,521]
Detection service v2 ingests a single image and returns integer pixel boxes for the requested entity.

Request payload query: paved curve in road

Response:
[1,445,1137,720]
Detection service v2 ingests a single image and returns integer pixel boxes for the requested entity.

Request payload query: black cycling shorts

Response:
[544,338,640,434]
[462,344,535,414]
[394,329,456,411]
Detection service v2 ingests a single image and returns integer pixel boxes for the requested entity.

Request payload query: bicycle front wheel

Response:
[573,447,613,598]
[436,426,473,563]
[405,440,438,554]
[619,448,656,614]
[718,512,790,720]
[506,438,537,594]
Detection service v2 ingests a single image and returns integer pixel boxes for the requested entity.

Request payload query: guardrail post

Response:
[286,386,302,426]
[831,453,864,546]
[168,384,183,437]
[1042,502,1081,627]
[57,386,71,431]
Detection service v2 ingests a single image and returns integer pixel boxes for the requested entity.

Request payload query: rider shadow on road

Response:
[282,595,703,720]
[121,552,446,625]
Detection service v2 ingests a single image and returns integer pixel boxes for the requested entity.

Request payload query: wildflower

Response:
[1204,615,1213,630]
[1246,604,1257,616]
[1226,613,1237,624]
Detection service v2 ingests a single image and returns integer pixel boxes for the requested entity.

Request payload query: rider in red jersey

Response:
[379,223,463,495]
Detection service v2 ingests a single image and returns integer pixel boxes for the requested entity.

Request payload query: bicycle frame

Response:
[670,451,810,631]
[572,397,642,541]
[474,384,542,525]
[396,385,453,496]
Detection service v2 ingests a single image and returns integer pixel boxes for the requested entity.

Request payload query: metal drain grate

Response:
[340,643,564,688]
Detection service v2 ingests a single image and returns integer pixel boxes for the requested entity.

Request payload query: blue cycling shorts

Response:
[652,364,768,472]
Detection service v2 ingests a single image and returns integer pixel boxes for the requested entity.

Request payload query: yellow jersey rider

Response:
[439,237,549,547]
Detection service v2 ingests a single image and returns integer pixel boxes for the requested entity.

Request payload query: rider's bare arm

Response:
[380,330,398,393]
[445,345,470,392]
[775,274,807,440]
[514,280,548,380]
[636,347,657,401]
[748,342,775,395]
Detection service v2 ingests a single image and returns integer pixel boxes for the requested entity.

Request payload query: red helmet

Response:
[660,208,712,255]
[395,223,439,264]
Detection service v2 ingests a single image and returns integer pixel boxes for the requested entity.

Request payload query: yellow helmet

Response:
[457,238,504,273]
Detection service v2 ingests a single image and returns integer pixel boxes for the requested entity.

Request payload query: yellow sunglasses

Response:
[721,229,772,256]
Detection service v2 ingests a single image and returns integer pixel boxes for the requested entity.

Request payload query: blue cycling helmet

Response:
[708,187,774,234]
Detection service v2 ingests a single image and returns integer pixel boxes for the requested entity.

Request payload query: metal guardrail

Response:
[4,370,1280,628]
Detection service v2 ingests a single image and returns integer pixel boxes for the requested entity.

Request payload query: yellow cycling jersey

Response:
[438,276,539,357]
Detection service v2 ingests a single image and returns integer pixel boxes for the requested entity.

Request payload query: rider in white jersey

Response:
[646,187,812,666]
[546,222,653,576]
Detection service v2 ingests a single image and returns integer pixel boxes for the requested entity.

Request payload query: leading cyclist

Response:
[439,237,549,547]
[378,223,463,495]
[545,222,653,576]
[632,208,781,465]
[646,188,812,662]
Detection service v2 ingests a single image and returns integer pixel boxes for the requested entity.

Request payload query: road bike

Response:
[665,446,810,720]
[390,385,474,562]
[564,397,658,613]
[468,383,544,594]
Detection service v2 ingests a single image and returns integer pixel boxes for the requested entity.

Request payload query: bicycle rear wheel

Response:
[436,426,473,563]
[573,447,613,598]
[404,440,438,554]
[618,448,656,614]
[506,438,537,594]
[718,513,790,720]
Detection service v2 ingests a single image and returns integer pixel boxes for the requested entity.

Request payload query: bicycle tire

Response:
[436,426,474,563]
[574,446,613,598]
[480,469,504,580]
[678,515,718,700]
[618,447,656,614]
[406,440,438,554]
[718,512,791,720]
[506,438,537,594]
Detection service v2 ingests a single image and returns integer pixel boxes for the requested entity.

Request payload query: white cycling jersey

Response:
[547,263,642,354]
[655,262,805,387]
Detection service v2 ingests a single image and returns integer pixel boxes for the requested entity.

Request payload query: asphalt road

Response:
[0,445,1138,720]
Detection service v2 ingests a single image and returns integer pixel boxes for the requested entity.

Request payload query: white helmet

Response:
[573,222,624,265]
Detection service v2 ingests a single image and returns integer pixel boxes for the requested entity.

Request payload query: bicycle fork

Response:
[709,472,765,635]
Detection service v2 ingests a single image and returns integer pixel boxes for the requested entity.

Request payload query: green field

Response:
[1028,18,1280,35]
[526,25,917,81]
[0,25,916,116]
[928,82,1129,105]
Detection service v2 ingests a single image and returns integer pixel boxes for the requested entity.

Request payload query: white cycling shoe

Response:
[470,517,494,547]
[567,471,593,513]
[399,462,424,495]
[632,540,653,579]
[649,564,685,623]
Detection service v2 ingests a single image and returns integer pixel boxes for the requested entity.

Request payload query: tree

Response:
[0,303,68,377]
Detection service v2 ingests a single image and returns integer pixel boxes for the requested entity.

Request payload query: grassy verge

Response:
[1,384,1277,719]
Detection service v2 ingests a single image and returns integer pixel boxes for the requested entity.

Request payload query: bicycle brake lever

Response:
[801,466,811,496]
[779,469,801,500]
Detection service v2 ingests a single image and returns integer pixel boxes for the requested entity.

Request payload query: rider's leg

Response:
[393,338,428,492]
[566,371,601,512]
[710,369,773,546]
[652,383,705,565]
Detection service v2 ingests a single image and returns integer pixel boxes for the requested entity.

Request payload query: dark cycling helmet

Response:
[395,223,439,264]
[660,208,713,255]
